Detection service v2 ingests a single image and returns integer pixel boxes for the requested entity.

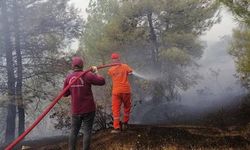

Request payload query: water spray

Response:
[5,63,121,150]
[132,71,160,81]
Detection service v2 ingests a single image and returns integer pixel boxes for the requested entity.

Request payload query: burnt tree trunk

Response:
[13,0,25,135]
[1,0,17,143]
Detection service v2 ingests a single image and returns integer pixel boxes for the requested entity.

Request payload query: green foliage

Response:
[18,0,83,93]
[220,0,250,25]
[82,0,220,101]
[0,0,83,95]
[221,0,250,89]
[0,0,83,140]
[229,27,250,89]
[230,28,250,72]
[81,0,120,64]
[160,47,191,65]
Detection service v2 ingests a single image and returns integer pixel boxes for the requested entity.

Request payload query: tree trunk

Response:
[147,11,163,104]
[147,11,159,66]
[13,0,25,135]
[1,0,17,143]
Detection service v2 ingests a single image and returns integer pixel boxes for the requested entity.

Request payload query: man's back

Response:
[64,71,105,114]
[108,64,132,94]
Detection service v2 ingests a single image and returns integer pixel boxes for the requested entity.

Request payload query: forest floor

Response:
[3,95,250,150]
[13,124,250,150]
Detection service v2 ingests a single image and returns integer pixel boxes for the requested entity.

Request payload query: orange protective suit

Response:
[108,64,133,129]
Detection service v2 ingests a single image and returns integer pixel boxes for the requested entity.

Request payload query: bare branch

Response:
[23,84,55,96]
[0,64,6,68]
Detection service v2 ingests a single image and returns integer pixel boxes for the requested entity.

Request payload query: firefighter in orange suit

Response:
[108,53,133,133]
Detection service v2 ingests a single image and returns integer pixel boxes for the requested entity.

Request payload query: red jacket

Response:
[63,70,105,115]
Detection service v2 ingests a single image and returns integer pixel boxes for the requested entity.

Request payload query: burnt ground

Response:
[2,95,250,150]
[7,124,250,150]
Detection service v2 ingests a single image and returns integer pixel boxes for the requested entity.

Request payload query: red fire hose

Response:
[5,63,120,150]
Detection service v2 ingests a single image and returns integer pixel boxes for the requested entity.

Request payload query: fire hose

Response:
[5,63,121,150]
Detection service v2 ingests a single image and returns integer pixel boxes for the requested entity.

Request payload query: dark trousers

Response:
[69,111,95,150]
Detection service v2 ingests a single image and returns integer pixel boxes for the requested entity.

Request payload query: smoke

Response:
[130,9,247,124]
[132,36,247,124]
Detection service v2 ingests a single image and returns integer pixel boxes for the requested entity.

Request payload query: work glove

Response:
[91,66,98,74]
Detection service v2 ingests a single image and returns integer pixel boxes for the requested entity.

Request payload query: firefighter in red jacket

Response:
[63,56,105,150]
